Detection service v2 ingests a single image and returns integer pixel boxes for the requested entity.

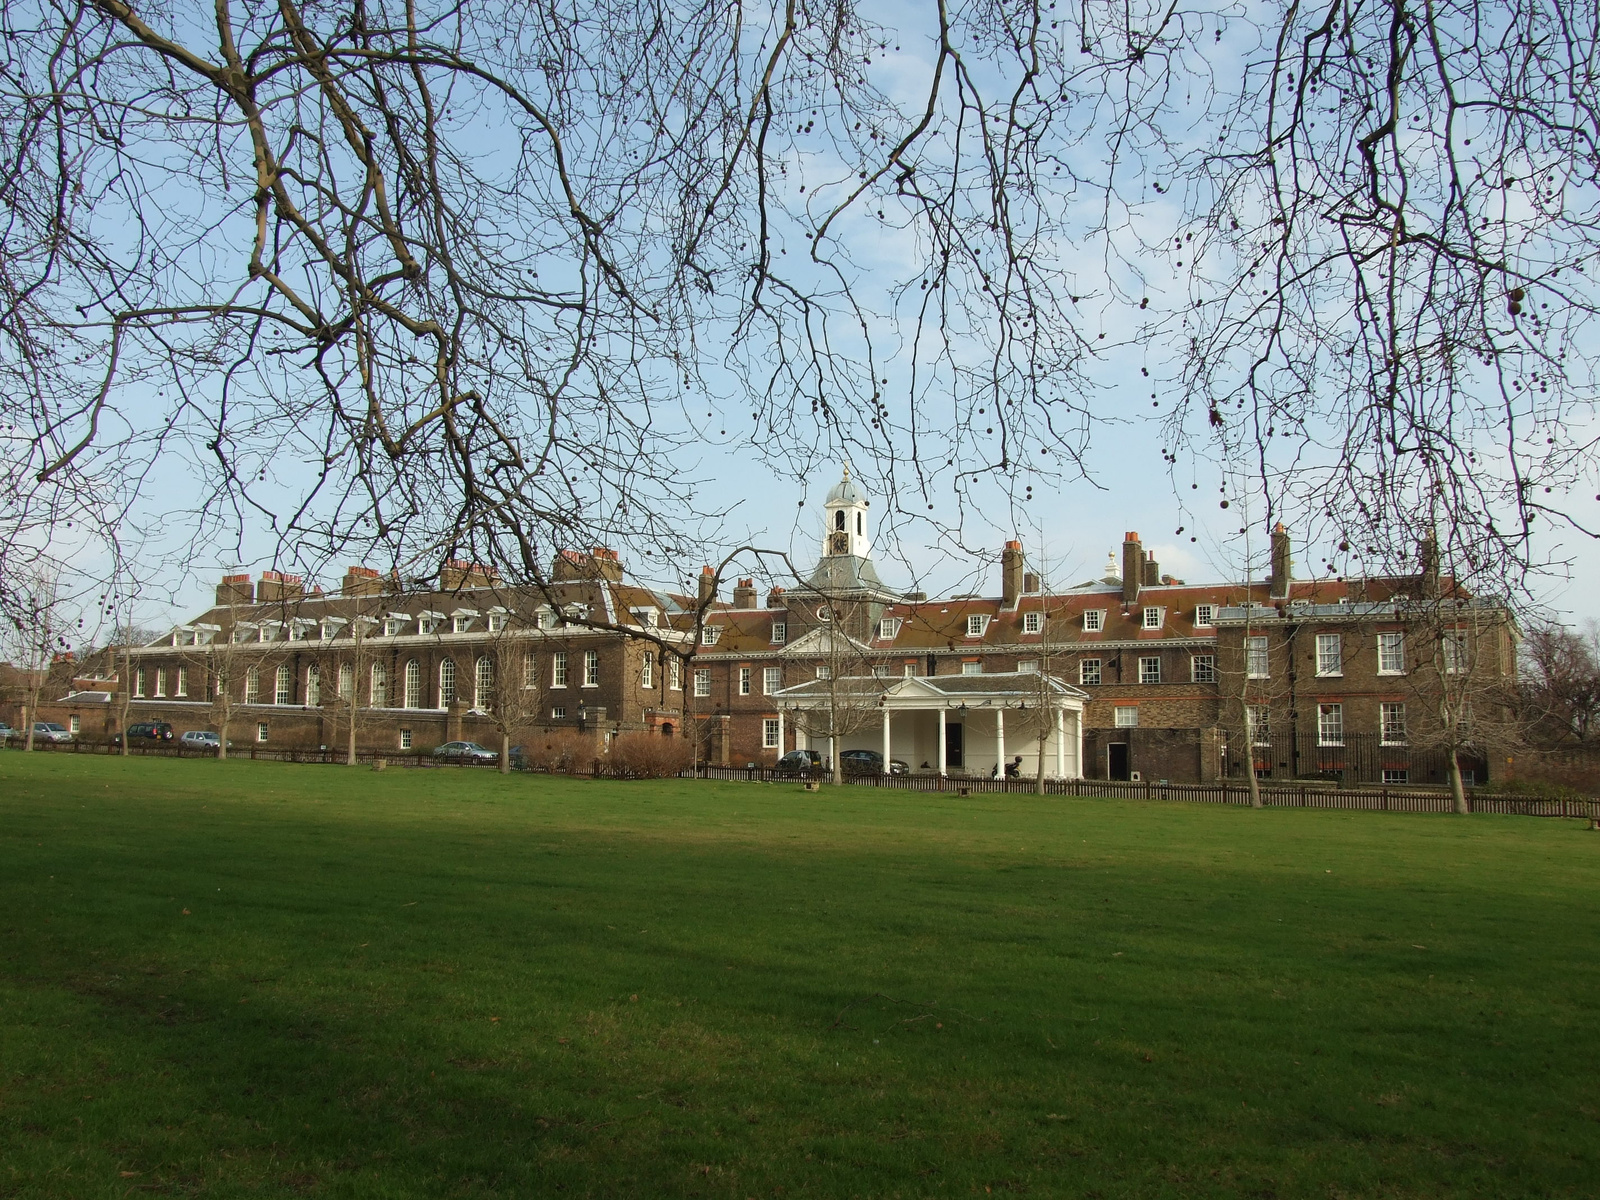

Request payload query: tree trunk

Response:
[217,710,230,760]
[1241,701,1262,809]
[1035,733,1047,795]
[346,703,358,766]
[828,733,839,785]
[22,695,35,751]
[1448,749,1470,814]
[500,730,511,775]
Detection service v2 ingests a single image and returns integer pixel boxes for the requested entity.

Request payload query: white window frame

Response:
[399,728,412,750]
[305,664,321,707]
[1382,768,1409,786]
[275,664,292,706]
[337,662,354,700]
[1194,604,1214,628]
[772,621,787,645]
[694,668,712,697]
[669,658,682,690]
[1017,659,1039,674]
[256,722,270,743]
[403,659,422,708]
[552,706,567,720]
[1079,658,1102,685]
[382,617,403,637]
[583,649,600,687]
[1380,702,1407,745]
[1317,702,1344,747]
[244,667,260,704]
[1442,631,1468,674]
[1083,610,1104,632]
[552,650,569,688]
[1246,636,1269,679]
[1142,607,1164,630]
[486,613,507,633]
[1377,631,1406,675]
[1138,656,1161,684]
[1114,706,1139,728]
[702,625,722,646]
[641,652,654,689]
[69,715,80,734]
[763,666,781,695]
[153,668,165,698]
[370,662,388,707]
[1190,655,1216,683]
[1023,612,1042,634]
[878,617,900,640]
[738,666,752,695]
[475,657,493,710]
[966,614,989,638]
[816,665,832,680]
[961,660,982,675]
[438,659,456,707]
[762,718,780,749]
[1315,633,1343,677]
[134,667,146,697]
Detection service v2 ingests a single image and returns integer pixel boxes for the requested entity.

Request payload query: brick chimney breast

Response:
[1001,540,1026,610]
[1121,532,1143,603]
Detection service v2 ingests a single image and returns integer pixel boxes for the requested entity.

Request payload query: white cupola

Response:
[822,466,872,559]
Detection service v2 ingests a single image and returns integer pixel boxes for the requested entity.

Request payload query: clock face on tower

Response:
[829,531,850,555]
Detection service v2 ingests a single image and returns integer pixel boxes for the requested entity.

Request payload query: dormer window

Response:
[418,613,442,636]
[1023,612,1042,634]
[702,625,721,646]
[382,616,404,637]
[452,617,469,633]
[878,617,901,640]
[631,607,659,629]
[1083,610,1104,632]
[771,620,787,644]
[1194,604,1214,627]
[1142,606,1164,630]
[966,614,989,638]
[486,612,507,633]
[288,622,308,641]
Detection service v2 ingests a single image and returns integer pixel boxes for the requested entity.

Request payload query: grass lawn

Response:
[2,756,1598,1198]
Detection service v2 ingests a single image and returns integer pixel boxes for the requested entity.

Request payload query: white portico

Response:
[773,671,1086,779]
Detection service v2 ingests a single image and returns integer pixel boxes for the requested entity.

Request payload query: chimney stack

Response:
[1268,523,1292,599]
[766,586,786,607]
[255,570,305,603]
[697,566,716,607]
[342,565,384,597]
[1122,532,1143,603]
[215,573,254,607]
[1143,550,1161,587]
[733,578,758,609]
[552,548,624,583]
[1001,540,1025,610]
[1418,531,1440,598]
[1023,571,1040,594]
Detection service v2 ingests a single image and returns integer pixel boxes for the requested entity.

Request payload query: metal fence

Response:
[10,739,1597,818]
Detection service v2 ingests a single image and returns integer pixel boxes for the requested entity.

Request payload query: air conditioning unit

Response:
[1130,770,1142,783]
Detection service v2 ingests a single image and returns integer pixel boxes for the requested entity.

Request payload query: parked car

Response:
[773,748,824,777]
[112,721,174,747]
[31,722,74,744]
[838,749,910,777]
[180,730,230,753]
[0,722,15,743]
[432,740,500,765]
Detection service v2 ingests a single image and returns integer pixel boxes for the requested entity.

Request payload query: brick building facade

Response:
[17,472,1517,786]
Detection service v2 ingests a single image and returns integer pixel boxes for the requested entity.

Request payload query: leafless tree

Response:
[1519,618,1600,748]
[1,567,66,751]
[3,1,1593,630]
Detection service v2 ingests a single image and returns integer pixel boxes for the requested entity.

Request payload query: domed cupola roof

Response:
[825,465,867,506]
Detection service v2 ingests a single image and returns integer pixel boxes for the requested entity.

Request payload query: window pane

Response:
[1316,633,1342,676]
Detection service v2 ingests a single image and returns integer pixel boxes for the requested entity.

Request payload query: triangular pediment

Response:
[778,625,873,659]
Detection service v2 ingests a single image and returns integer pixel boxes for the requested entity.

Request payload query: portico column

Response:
[937,711,947,778]
[995,708,1006,774]
[1054,707,1065,779]
[777,708,785,755]
[881,708,891,771]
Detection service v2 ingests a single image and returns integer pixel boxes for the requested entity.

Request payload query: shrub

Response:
[604,731,693,779]
[522,730,593,773]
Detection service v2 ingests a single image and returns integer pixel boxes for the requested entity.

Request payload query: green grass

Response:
[2,756,1599,1199]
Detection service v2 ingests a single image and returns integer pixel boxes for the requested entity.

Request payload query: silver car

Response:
[32,722,73,744]
[180,730,228,752]
[432,740,500,764]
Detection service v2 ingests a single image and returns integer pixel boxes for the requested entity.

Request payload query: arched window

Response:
[475,656,493,711]
[337,662,354,700]
[305,664,321,706]
[403,659,422,708]
[244,666,260,704]
[834,509,845,531]
[274,664,292,705]
[439,659,457,707]
[371,661,388,707]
